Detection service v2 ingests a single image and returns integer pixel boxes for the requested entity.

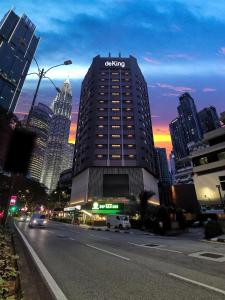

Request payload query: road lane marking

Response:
[70,238,76,240]
[86,244,130,261]
[128,242,182,253]
[89,234,111,240]
[14,222,68,300]
[168,273,225,296]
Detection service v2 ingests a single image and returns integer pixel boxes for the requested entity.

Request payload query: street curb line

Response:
[14,222,68,300]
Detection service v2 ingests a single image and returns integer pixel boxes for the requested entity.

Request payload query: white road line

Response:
[168,273,225,296]
[70,238,75,240]
[89,234,111,240]
[86,244,130,261]
[128,242,182,254]
[14,222,68,300]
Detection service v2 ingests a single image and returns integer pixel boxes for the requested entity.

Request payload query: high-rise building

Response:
[0,10,39,112]
[28,103,53,182]
[177,93,202,144]
[41,79,72,192]
[155,148,171,185]
[61,143,74,173]
[198,106,221,134]
[169,93,202,184]
[70,55,159,206]
[169,117,188,159]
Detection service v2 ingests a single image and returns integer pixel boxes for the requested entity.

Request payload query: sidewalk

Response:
[211,234,225,243]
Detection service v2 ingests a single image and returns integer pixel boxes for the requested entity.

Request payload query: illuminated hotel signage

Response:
[104,61,125,68]
[92,202,123,214]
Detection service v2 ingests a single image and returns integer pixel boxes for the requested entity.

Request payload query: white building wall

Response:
[70,169,90,205]
[193,170,225,204]
[142,168,159,204]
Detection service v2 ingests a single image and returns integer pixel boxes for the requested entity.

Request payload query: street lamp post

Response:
[216,184,224,210]
[26,58,72,125]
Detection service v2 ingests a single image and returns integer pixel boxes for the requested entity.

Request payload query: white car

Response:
[29,213,48,228]
[106,215,131,230]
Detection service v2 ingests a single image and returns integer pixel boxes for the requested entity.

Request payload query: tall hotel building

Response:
[70,55,159,205]
[0,10,39,112]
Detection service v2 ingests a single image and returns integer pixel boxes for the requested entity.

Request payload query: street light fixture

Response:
[26,58,72,125]
[216,184,224,210]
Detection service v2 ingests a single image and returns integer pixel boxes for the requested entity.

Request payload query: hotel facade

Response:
[70,55,159,208]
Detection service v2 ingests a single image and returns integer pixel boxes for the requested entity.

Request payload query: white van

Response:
[106,215,131,230]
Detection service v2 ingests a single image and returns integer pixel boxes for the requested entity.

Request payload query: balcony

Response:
[193,158,225,174]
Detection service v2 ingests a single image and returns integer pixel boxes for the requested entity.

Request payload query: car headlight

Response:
[33,219,37,224]
[43,220,47,224]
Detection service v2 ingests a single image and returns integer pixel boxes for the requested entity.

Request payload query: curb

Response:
[87,226,131,234]
[211,237,225,243]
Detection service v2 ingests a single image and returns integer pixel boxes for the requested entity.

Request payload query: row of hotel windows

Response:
[98,116,133,120]
[99,92,131,96]
[96,144,135,148]
[100,78,130,82]
[97,125,134,129]
[100,85,130,89]
[96,154,135,159]
[98,108,133,111]
[97,134,134,138]
[98,100,132,103]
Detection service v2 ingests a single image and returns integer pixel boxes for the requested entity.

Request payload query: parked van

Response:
[106,215,131,230]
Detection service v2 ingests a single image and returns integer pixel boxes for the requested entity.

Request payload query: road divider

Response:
[86,244,130,261]
[14,222,68,300]
[168,272,225,296]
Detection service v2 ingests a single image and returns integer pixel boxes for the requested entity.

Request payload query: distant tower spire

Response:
[119,52,121,57]
[109,52,111,57]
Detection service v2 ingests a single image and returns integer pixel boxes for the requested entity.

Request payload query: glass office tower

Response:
[0,10,39,112]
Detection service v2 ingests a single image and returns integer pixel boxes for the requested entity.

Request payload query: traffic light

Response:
[10,206,17,212]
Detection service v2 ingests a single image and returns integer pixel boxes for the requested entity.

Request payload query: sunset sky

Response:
[2,0,225,158]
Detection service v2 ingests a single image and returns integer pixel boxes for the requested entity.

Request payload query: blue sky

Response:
[1,0,225,151]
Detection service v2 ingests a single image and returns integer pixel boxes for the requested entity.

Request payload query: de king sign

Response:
[105,60,125,68]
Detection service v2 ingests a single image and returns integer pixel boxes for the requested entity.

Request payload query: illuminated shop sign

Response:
[92,202,123,214]
[104,61,125,68]
[92,202,119,210]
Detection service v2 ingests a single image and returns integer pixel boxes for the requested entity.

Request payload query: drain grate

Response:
[200,253,224,259]
[144,244,160,247]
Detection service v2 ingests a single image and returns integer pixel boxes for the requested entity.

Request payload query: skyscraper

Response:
[61,143,74,172]
[41,79,72,192]
[0,10,39,112]
[177,93,202,144]
[169,93,202,184]
[155,148,171,185]
[169,117,188,159]
[198,106,221,134]
[70,55,159,205]
[28,103,53,182]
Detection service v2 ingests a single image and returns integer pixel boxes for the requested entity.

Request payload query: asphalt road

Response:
[15,221,225,300]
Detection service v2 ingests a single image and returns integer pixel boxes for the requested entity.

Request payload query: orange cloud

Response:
[153,126,172,159]
[69,122,77,144]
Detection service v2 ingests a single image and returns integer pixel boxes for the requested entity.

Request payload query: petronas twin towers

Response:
[41,79,73,192]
